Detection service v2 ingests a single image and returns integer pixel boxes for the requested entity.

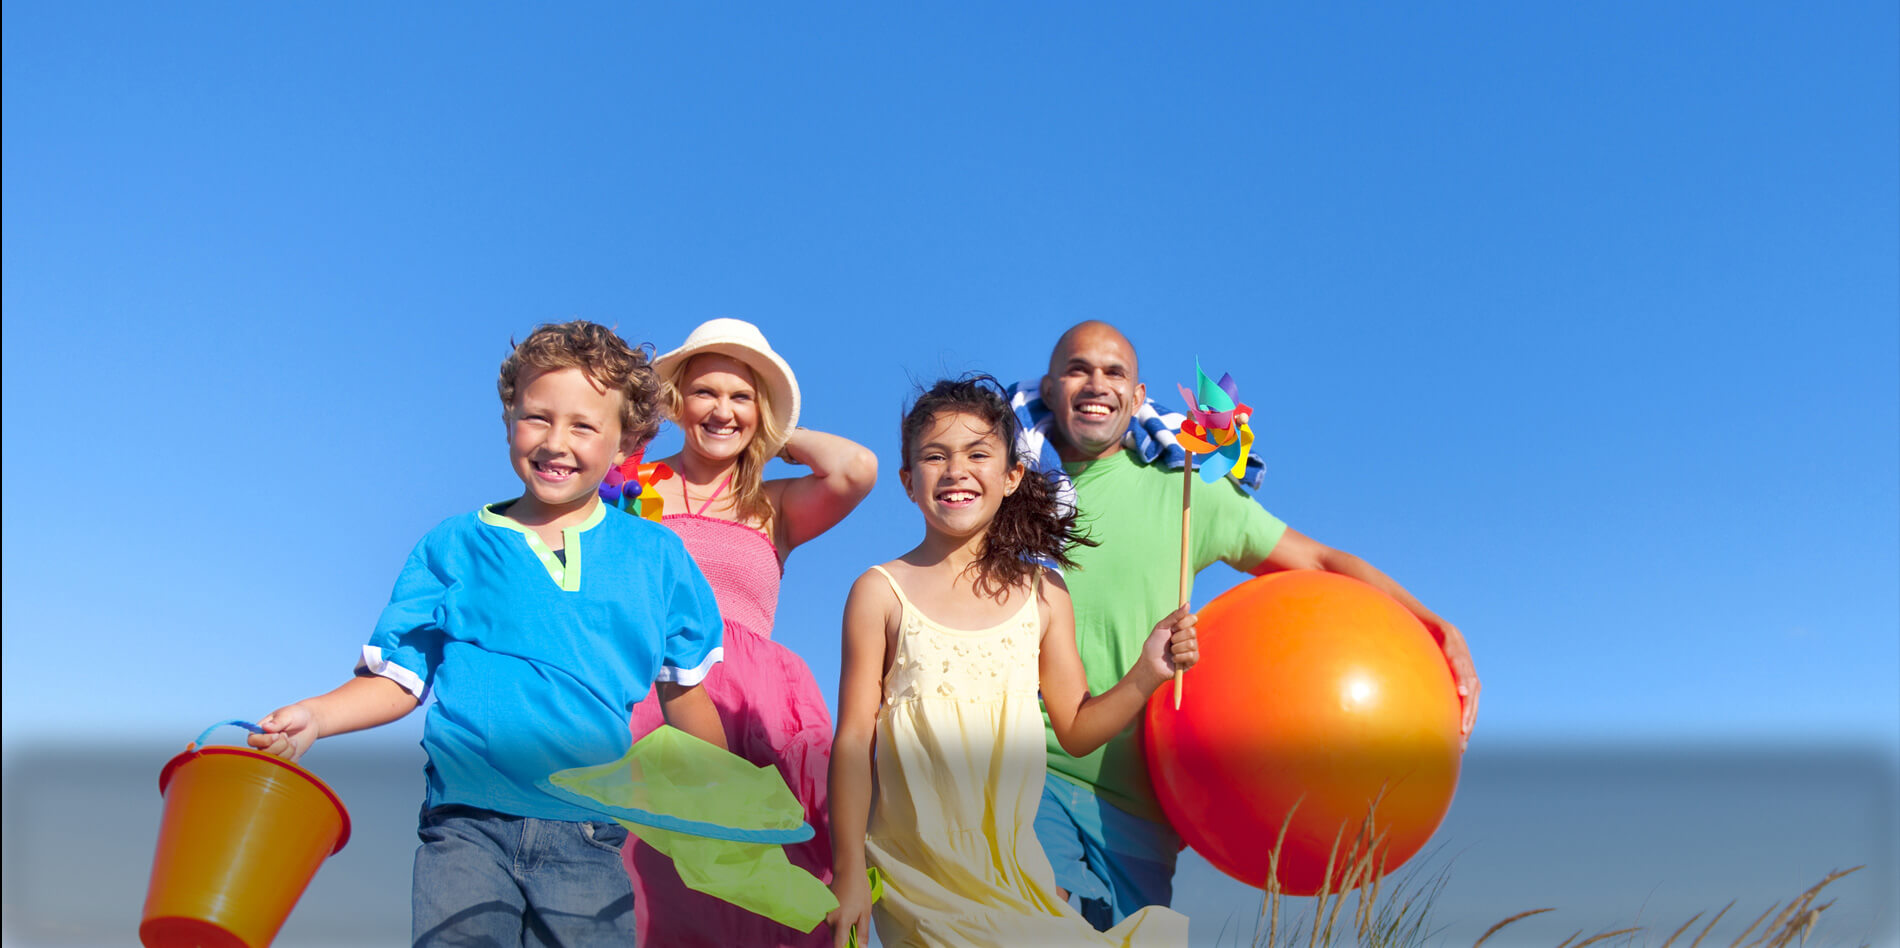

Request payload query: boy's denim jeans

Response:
[411,805,635,947]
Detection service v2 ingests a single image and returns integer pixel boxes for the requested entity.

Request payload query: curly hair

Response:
[901,375,1095,597]
[497,321,661,447]
[660,354,784,527]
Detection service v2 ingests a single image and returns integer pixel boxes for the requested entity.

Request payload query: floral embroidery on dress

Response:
[881,591,1040,710]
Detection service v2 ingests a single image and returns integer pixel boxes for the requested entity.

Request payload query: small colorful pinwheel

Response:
[1169,361,1254,709]
[1175,362,1254,484]
[600,450,676,522]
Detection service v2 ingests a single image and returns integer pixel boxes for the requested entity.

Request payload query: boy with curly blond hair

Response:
[251,320,727,946]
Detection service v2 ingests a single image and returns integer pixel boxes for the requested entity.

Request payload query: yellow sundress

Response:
[863,566,1188,947]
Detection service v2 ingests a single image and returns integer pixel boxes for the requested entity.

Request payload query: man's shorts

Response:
[1033,775,1181,931]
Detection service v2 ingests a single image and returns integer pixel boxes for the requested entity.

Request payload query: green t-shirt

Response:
[1042,449,1288,823]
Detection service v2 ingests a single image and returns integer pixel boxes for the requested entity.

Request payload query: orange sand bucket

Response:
[140,722,351,948]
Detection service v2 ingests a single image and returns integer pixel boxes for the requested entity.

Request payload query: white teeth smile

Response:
[1077,404,1112,417]
[939,491,977,503]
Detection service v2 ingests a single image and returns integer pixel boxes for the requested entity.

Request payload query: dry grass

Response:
[1242,798,1452,948]
[1226,805,1867,948]
[1465,866,1864,948]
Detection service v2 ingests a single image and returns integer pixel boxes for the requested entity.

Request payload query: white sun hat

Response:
[654,318,801,450]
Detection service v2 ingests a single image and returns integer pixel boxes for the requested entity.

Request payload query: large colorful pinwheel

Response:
[600,450,675,521]
[1175,362,1254,484]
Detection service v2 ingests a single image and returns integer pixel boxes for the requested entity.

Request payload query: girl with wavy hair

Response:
[824,375,1197,947]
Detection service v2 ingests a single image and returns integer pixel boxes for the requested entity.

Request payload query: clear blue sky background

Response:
[3,2,1896,942]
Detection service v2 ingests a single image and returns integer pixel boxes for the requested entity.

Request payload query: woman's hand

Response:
[1135,606,1199,694]
[826,870,874,948]
[777,428,805,464]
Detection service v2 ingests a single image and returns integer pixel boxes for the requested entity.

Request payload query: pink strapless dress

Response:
[625,513,835,947]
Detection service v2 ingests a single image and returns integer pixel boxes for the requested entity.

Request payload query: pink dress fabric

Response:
[625,513,835,947]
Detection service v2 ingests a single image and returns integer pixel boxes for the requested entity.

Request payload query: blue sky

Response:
[3,1,1896,941]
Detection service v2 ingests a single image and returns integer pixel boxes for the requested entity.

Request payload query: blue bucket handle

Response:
[191,719,267,750]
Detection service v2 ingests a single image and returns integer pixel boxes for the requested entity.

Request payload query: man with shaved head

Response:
[1017,320,1478,930]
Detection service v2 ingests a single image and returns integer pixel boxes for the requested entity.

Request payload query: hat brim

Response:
[654,339,801,453]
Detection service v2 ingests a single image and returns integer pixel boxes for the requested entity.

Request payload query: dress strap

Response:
[866,564,912,609]
[865,564,1040,631]
[691,472,736,515]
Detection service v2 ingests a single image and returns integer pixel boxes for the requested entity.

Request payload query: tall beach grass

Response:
[1219,803,1868,948]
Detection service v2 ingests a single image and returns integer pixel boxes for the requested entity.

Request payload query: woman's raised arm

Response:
[768,427,878,556]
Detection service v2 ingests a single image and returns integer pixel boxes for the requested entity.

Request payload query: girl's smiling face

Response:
[901,410,1024,541]
[675,354,760,466]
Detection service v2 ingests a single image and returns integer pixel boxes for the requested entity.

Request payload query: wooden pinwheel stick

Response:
[1175,451,1193,710]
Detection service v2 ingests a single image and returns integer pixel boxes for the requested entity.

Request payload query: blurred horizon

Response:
[6,741,1893,946]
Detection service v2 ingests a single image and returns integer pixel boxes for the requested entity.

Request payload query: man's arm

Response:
[1255,527,1479,744]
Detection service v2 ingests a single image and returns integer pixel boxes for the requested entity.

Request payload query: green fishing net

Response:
[542,725,837,933]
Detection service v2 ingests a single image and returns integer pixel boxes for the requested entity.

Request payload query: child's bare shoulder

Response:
[846,563,903,606]
[844,566,904,648]
[1037,566,1072,599]
[1032,567,1071,627]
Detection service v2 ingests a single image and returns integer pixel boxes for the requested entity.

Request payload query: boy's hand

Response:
[249,704,320,762]
[826,871,873,948]
[1135,606,1199,694]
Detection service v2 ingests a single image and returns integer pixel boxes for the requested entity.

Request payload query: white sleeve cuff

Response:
[356,645,428,700]
[655,646,724,687]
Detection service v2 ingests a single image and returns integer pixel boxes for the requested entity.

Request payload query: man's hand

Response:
[1427,618,1479,747]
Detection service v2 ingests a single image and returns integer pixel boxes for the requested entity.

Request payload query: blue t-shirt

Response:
[359,500,724,822]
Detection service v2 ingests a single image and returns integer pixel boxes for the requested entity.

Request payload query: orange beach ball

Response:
[1144,570,1463,895]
